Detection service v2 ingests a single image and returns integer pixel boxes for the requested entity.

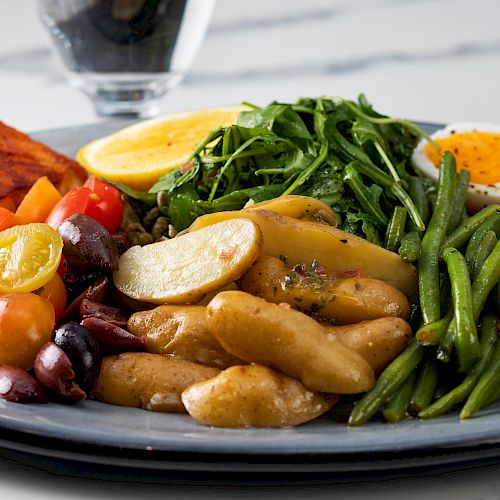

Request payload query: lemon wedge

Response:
[77,104,249,190]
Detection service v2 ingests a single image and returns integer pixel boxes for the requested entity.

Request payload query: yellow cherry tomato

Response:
[0,293,55,369]
[0,223,63,293]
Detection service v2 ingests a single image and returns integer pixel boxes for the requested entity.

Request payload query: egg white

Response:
[412,122,500,211]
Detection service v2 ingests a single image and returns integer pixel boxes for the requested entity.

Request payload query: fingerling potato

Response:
[207,291,375,393]
[182,364,336,428]
[94,352,220,412]
[244,195,336,226]
[240,256,410,323]
[326,317,412,373]
[128,305,242,369]
[113,218,262,304]
[190,209,417,296]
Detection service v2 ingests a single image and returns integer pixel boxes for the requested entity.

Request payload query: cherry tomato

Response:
[46,187,91,229]
[83,177,124,233]
[0,223,63,293]
[46,178,123,233]
[0,293,55,369]
[35,272,67,323]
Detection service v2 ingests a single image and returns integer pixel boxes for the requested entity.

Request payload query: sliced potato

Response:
[128,305,242,369]
[207,291,375,394]
[190,209,417,296]
[244,195,336,226]
[326,318,412,373]
[240,256,410,324]
[182,364,336,428]
[113,218,262,304]
[94,352,220,412]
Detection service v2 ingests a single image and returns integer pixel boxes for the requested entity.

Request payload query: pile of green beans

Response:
[348,151,500,426]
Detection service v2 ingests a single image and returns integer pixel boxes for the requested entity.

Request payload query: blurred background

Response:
[0,0,500,131]
[1,0,499,130]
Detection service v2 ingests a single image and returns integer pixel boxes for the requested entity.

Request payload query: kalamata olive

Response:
[62,264,101,299]
[81,317,146,352]
[60,276,109,323]
[53,322,101,394]
[57,213,119,273]
[112,231,130,255]
[80,299,128,326]
[33,342,86,403]
[0,366,47,403]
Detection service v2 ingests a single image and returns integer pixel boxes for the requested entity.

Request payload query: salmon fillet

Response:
[0,121,88,207]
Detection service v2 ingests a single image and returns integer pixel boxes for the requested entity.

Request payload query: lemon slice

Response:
[77,104,249,190]
[0,223,63,293]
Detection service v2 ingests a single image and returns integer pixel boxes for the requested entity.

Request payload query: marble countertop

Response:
[2,0,500,131]
[1,0,500,498]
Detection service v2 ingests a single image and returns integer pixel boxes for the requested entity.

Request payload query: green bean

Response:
[442,247,480,372]
[420,314,498,419]
[348,340,425,426]
[384,207,408,252]
[409,177,430,227]
[398,231,421,262]
[443,204,500,250]
[408,358,439,414]
[383,372,416,423]
[471,239,500,321]
[464,212,500,269]
[448,170,471,233]
[343,163,389,227]
[461,315,500,419]
[419,152,457,324]
[470,230,497,281]
[438,318,455,363]
[416,306,453,345]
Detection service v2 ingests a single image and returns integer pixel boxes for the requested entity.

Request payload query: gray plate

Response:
[0,121,497,475]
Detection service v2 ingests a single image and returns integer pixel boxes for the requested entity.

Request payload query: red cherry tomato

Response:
[46,178,124,233]
[83,177,124,233]
[46,187,91,229]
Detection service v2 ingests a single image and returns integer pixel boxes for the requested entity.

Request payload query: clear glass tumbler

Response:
[38,0,214,117]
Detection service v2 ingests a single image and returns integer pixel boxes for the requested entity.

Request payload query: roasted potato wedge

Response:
[326,318,412,373]
[190,209,417,296]
[113,218,263,304]
[240,256,410,323]
[244,195,336,226]
[182,364,336,428]
[94,352,220,412]
[207,291,375,394]
[128,305,242,369]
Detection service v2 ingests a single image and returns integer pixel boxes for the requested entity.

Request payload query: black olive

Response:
[53,321,101,395]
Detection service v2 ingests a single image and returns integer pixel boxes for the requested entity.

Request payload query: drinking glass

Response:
[38,0,215,117]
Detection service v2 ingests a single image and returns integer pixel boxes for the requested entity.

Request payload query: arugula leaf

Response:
[167,184,205,230]
[148,169,182,194]
[102,178,157,205]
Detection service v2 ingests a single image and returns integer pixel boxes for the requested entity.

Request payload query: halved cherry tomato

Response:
[83,177,124,233]
[0,223,63,293]
[46,178,123,233]
[46,187,91,230]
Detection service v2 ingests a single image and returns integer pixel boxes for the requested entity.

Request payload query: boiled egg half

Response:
[412,123,500,211]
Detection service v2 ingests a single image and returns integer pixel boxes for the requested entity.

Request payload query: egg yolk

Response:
[423,131,500,185]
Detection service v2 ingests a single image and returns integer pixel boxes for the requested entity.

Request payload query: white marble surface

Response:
[2,0,500,131]
[1,0,500,498]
